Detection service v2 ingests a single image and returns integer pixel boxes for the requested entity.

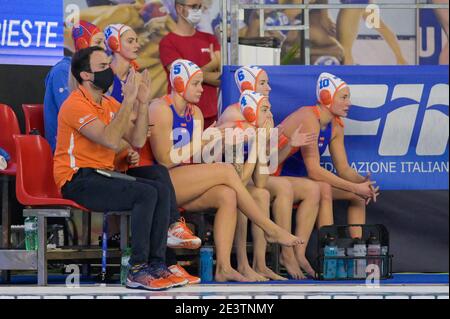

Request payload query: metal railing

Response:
[220,0,449,66]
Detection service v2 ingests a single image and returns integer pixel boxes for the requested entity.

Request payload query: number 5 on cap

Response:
[174,64,181,75]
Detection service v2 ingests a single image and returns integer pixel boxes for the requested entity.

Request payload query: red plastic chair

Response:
[0,104,20,175]
[13,134,88,285]
[0,104,20,276]
[22,104,44,136]
[14,135,87,209]
[13,135,130,285]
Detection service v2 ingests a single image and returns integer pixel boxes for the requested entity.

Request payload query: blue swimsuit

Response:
[154,96,195,167]
[280,107,334,177]
[110,74,125,103]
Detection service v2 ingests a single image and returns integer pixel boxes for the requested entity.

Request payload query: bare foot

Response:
[296,255,316,278]
[280,252,305,280]
[265,227,303,247]
[238,265,269,282]
[215,266,251,283]
[254,265,288,281]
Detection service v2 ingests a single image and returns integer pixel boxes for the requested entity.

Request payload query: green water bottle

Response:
[120,247,132,285]
[24,217,38,251]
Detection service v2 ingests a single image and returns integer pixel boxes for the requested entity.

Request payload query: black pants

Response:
[127,165,180,266]
[62,168,170,266]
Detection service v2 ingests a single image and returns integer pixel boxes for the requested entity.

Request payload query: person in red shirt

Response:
[159,0,221,129]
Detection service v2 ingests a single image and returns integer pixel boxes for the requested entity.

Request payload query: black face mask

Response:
[89,67,114,93]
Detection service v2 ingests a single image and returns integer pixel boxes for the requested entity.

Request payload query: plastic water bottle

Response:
[353,238,367,279]
[367,234,382,270]
[24,217,38,251]
[336,247,347,279]
[120,247,132,285]
[381,245,389,277]
[200,247,214,282]
[58,228,64,247]
[346,246,355,279]
[323,235,338,280]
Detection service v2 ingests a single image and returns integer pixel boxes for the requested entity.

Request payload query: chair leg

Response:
[37,216,48,286]
[81,212,91,247]
[120,215,128,251]
[101,214,108,282]
[1,177,11,283]
[81,212,91,277]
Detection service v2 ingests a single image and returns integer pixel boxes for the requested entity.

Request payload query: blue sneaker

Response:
[126,263,173,291]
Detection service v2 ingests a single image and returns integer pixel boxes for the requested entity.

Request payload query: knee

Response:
[136,184,158,203]
[216,186,237,209]
[319,182,333,202]
[305,181,321,204]
[251,188,271,206]
[216,163,239,183]
[273,180,294,202]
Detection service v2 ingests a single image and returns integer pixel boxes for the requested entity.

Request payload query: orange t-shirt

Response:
[137,140,154,167]
[113,141,155,173]
[53,86,122,189]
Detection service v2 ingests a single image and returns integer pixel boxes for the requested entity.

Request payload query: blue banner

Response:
[0,0,63,66]
[221,65,449,190]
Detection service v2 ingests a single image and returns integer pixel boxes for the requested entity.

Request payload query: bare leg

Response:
[362,11,408,65]
[336,9,365,65]
[265,177,302,280]
[234,207,268,282]
[310,11,345,64]
[331,188,367,239]
[248,186,286,281]
[316,182,334,230]
[316,182,366,239]
[287,177,321,278]
[182,185,248,283]
[169,163,302,247]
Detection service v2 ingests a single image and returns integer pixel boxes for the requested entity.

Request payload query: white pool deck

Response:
[0,283,448,299]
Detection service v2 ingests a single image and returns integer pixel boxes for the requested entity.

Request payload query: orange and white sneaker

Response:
[167,218,202,249]
[148,262,189,288]
[169,264,201,285]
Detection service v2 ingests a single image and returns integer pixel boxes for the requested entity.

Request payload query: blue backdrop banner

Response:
[221,65,449,190]
[0,0,63,66]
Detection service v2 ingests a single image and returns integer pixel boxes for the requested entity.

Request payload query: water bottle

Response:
[120,247,132,285]
[200,247,214,282]
[346,246,355,279]
[353,238,367,279]
[336,247,347,279]
[24,217,38,251]
[58,228,65,247]
[323,235,338,280]
[381,245,389,277]
[367,234,382,271]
